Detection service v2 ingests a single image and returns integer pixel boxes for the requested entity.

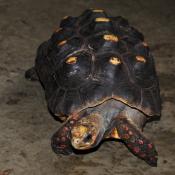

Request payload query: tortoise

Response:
[25,9,161,166]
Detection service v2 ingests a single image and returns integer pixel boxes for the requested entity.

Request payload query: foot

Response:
[116,118,158,166]
[25,67,39,81]
[51,118,78,155]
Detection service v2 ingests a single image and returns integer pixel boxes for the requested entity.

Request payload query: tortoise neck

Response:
[83,99,125,129]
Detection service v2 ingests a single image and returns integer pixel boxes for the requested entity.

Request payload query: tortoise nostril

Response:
[83,134,92,142]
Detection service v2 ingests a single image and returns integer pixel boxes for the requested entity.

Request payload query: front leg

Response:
[115,117,158,166]
[51,117,78,155]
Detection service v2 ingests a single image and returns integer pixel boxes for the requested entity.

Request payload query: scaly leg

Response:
[25,67,39,81]
[51,117,78,155]
[116,117,158,166]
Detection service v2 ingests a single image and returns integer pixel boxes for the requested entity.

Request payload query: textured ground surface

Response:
[0,0,175,175]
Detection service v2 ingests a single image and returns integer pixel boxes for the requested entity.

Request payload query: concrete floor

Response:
[0,0,175,174]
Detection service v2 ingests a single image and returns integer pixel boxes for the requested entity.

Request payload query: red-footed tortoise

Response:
[25,9,161,166]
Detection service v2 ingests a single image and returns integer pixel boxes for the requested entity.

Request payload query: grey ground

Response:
[0,0,175,174]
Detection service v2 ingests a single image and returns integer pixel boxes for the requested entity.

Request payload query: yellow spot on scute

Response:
[95,17,110,22]
[109,57,121,65]
[103,34,119,42]
[92,9,104,12]
[136,56,146,63]
[66,56,77,64]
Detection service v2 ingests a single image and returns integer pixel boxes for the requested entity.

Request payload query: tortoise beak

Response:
[71,113,105,150]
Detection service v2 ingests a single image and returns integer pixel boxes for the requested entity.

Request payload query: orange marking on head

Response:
[103,34,119,42]
[66,56,77,64]
[109,57,121,65]
[95,17,110,22]
[71,125,88,138]
[136,56,146,63]
[58,40,67,46]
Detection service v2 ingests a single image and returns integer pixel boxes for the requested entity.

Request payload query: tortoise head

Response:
[71,112,105,150]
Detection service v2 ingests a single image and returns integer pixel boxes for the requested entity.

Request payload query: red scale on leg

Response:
[140,153,146,158]
[63,127,69,132]
[51,114,85,155]
[61,136,66,142]
[133,146,140,153]
[138,139,144,145]
[123,134,130,139]
[128,131,133,135]
[148,143,153,149]
[116,118,158,166]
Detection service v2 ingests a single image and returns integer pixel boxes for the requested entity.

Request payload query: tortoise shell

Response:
[35,9,161,119]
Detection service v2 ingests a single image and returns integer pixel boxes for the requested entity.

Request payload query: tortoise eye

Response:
[136,56,146,63]
[109,57,121,65]
[66,56,77,64]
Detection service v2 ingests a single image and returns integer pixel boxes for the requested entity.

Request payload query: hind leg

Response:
[25,67,39,81]
[25,41,50,81]
[115,117,158,166]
